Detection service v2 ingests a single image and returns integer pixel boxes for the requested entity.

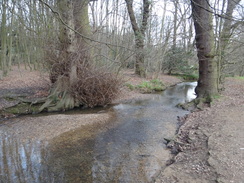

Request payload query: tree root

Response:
[38,77,79,112]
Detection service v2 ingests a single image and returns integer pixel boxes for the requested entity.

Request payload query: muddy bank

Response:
[155,78,244,183]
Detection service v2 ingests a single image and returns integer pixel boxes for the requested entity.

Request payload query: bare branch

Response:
[38,0,134,52]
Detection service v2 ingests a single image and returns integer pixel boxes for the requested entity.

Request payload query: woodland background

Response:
[0,0,243,110]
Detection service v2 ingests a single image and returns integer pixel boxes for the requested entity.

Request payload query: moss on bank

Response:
[3,102,42,115]
[0,97,46,120]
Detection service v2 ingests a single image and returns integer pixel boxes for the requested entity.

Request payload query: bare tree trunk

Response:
[217,0,241,91]
[187,19,194,51]
[172,0,178,49]
[159,1,167,43]
[6,2,16,72]
[0,0,8,78]
[191,0,219,100]
[125,0,150,77]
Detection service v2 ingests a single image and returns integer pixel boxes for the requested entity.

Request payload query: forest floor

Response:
[0,66,244,182]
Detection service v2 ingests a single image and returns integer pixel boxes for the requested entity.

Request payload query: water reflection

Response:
[45,127,97,183]
[0,82,197,183]
[0,133,50,183]
[163,81,197,105]
[0,124,99,183]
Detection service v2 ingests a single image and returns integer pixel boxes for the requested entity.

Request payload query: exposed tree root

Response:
[39,76,79,112]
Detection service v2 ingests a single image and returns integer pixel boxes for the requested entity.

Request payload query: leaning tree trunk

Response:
[125,0,150,77]
[191,0,219,101]
[40,0,91,112]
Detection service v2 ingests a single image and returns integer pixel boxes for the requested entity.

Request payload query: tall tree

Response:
[39,0,92,111]
[217,0,241,91]
[125,0,150,77]
[0,0,8,78]
[191,0,219,100]
[39,0,121,112]
[172,0,179,49]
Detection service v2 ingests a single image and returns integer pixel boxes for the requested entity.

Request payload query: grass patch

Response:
[211,94,222,100]
[234,76,244,80]
[126,79,166,93]
[125,83,135,90]
[172,73,198,81]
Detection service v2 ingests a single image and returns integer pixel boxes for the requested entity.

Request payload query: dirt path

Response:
[155,78,244,183]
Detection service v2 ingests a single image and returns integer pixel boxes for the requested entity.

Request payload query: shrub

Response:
[43,44,122,109]
[71,67,122,108]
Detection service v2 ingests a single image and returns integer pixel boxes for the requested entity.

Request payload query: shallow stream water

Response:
[0,82,197,183]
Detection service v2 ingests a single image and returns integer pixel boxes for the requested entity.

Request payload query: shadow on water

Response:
[0,82,197,183]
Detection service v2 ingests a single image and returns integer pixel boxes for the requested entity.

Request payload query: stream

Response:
[0,82,197,183]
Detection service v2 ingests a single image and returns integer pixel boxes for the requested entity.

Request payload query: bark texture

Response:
[191,0,219,100]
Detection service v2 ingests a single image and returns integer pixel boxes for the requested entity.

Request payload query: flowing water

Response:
[0,82,197,183]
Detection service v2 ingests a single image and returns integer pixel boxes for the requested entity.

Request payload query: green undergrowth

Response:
[125,79,166,93]
[233,76,244,80]
[172,73,199,81]
[2,103,42,115]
